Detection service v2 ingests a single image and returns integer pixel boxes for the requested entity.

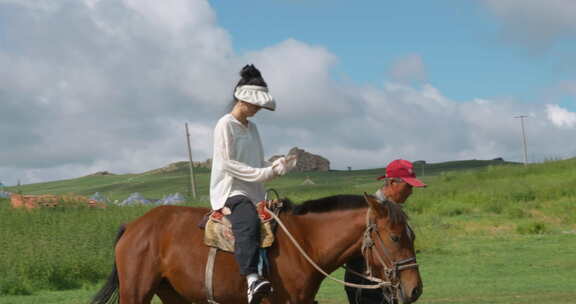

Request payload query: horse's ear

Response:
[363,193,385,217]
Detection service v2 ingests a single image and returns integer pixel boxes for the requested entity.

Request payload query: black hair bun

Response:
[240,64,262,80]
[235,64,267,89]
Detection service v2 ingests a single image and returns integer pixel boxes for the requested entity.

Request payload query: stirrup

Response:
[247,279,272,304]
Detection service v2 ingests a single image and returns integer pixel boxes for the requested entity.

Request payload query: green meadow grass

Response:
[1,158,575,303]
[2,234,574,304]
[5,160,514,202]
[316,234,576,304]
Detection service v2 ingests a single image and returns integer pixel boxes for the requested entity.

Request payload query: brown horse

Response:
[91,194,422,304]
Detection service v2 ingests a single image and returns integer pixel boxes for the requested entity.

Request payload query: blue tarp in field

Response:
[90,192,110,203]
[120,192,152,206]
[0,191,11,199]
[158,193,186,205]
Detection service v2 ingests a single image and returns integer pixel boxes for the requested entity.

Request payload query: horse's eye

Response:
[391,235,400,242]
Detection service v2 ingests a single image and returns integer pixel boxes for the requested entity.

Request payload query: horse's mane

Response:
[280,194,408,225]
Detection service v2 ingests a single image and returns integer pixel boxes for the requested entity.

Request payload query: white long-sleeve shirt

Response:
[209,114,276,210]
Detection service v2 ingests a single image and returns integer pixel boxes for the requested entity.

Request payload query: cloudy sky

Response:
[1,0,575,185]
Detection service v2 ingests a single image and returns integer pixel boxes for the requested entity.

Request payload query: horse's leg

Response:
[116,237,162,304]
[155,280,189,304]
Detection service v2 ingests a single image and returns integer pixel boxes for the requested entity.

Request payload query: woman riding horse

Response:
[89,67,422,304]
[210,64,296,304]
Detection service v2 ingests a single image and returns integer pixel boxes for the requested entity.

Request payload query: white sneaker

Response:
[247,278,272,304]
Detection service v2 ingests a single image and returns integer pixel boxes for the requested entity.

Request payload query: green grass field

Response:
[5,159,517,202]
[1,158,575,303]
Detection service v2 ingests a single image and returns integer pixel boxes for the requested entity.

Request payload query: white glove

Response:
[272,157,287,176]
[272,155,298,176]
[284,154,297,171]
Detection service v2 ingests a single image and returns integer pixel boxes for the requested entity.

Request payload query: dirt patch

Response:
[488,224,515,234]
[528,209,562,225]
[461,221,514,235]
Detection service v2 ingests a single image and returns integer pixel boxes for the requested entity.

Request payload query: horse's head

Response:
[363,194,423,304]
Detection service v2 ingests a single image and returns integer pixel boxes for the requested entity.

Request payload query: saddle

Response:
[201,200,280,253]
[200,193,283,303]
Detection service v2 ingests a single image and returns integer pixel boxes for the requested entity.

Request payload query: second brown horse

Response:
[91,194,423,304]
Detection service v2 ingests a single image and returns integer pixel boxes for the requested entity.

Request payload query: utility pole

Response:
[514,115,529,166]
[185,123,198,199]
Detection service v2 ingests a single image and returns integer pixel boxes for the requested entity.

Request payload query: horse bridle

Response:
[357,206,419,302]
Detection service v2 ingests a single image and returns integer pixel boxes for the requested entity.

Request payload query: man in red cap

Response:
[344,159,426,304]
[373,159,426,203]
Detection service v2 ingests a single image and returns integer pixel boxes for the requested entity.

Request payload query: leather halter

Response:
[357,205,419,302]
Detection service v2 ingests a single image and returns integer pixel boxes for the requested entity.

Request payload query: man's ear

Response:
[364,192,385,217]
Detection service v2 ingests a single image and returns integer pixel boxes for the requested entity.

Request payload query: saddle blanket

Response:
[203,201,276,252]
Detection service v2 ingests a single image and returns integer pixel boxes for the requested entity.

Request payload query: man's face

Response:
[384,179,413,204]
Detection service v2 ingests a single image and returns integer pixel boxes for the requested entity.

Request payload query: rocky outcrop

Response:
[194,159,212,168]
[86,171,115,177]
[269,147,330,172]
[145,159,213,175]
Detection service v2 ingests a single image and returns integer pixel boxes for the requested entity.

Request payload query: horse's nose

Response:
[411,284,422,302]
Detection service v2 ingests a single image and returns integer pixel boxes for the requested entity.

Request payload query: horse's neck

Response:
[281,208,368,273]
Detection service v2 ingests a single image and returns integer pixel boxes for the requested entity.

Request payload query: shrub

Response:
[439,172,455,182]
[47,264,83,290]
[506,206,528,219]
[434,200,472,217]
[509,189,536,202]
[516,222,548,235]
[482,200,505,214]
[0,277,33,296]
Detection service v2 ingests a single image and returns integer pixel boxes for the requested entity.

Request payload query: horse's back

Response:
[129,204,209,226]
[118,205,210,257]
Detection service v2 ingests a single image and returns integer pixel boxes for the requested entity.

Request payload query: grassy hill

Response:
[1,157,575,303]
[5,158,519,203]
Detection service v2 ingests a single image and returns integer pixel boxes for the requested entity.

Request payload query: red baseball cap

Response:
[377,159,427,187]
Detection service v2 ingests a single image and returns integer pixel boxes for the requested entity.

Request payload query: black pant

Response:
[344,257,388,304]
[225,195,261,276]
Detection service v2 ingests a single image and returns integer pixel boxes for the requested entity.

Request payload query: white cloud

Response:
[388,54,427,84]
[0,0,231,182]
[481,0,576,48]
[559,80,576,96]
[1,0,576,185]
[121,0,214,33]
[243,39,342,119]
[0,0,61,11]
[546,104,576,128]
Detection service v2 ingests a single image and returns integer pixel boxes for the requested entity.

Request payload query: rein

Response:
[265,204,419,291]
[265,207,390,289]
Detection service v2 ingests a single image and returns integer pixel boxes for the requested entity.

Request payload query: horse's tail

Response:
[91,224,127,304]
